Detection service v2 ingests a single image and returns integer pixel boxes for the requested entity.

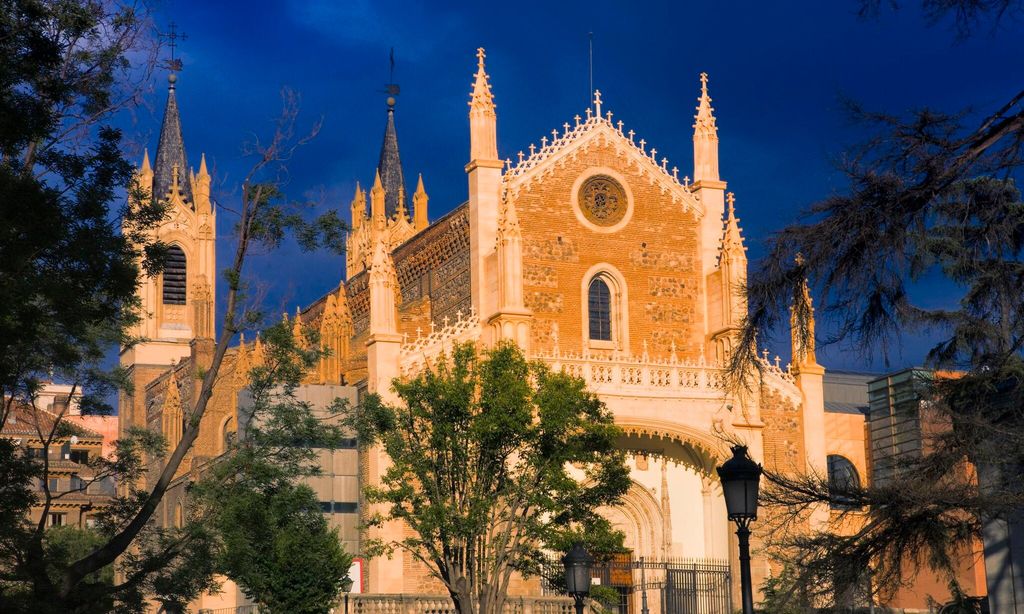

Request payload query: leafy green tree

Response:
[354,342,630,614]
[189,319,354,614]
[729,1,1024,607]
[0,2,347,611]
[207,483,351,614]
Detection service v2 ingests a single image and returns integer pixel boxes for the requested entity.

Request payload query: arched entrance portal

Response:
[594,423,734,614]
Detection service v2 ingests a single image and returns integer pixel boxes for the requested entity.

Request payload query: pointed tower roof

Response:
[469,48,496,117]
[153,73,193,206]
[721,192,746,257]
[376,100,406,220]
[693,72,717,138]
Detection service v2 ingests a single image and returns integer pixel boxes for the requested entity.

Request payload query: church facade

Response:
[120,50,847,609]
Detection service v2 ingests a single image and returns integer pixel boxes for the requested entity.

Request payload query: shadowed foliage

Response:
[730,1,1024,608]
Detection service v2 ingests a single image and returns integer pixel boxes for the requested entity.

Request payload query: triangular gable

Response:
[502,108,704,220]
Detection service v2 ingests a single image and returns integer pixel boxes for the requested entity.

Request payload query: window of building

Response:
[47,513,66,527]
[588,278,612,341]
[220,416,235,455]
[70,475,85,491]
[48,478,60,493]
[69,449,89,464]
[827,455,861,509]
[162,245,187,305]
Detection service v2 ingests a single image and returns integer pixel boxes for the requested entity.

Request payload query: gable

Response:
[503,115,703,220]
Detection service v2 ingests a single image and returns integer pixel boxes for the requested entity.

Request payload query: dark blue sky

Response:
[130,0,1021,373]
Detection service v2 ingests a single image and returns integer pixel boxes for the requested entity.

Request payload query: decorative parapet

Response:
[501,91,700,216]
[532,347,727,398]
[755,349,796,385]
[399,307,481,376]
[532,346,800,402]
[348,594,574,614]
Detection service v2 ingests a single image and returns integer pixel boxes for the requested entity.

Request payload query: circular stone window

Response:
[579,175,628,226]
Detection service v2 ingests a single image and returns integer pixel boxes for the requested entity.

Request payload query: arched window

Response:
[588,278,612,341]
[827,455,860,509]
[162,245,187,305]
[174,502,184,528]
[220,416,235,454]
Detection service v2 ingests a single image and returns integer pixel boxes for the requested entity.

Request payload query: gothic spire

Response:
[468,47,498,161]
[153,73,193,206]
[721,192,746,258]
[469,48,496,117]
[376,99,406,220]
[692,72,720,184]
[694,72,717,137]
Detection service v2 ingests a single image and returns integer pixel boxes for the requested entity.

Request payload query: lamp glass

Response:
[717,445,762,521]
[562,543,594,596]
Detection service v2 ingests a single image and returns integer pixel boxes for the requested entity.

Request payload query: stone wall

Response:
[514,140,704,362]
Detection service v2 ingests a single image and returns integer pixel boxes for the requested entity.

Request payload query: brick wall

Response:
[513,142,704,361]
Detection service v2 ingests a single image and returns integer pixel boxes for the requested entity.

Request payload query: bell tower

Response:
[119,72,216,436]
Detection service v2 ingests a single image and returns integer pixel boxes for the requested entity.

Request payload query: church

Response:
[119,49,869,612]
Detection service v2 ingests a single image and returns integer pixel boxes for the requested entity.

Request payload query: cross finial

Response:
[476,47,486,71]
[159,22,188,73]
[593,90,603,117]
[700,72,709,96]
[727,192,736,217]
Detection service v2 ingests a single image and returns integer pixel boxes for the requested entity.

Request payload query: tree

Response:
[353,342,631,614]
[728,0,1024,606]
[0,2,347,610]
[0,0,161,428]
[206,483,351,614]
[190,320,353,614]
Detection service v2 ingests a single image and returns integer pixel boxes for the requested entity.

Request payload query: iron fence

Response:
[543,556,731,614]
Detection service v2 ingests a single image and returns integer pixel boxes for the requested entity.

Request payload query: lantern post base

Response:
[736,520,754,614]
[573,594,586,614]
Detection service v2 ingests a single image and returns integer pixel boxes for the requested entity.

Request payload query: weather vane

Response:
[159,22,188,73]
[381,47,400,107]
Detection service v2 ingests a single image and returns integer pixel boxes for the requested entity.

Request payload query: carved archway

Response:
[600,480,666,559]
[615,420,727,477]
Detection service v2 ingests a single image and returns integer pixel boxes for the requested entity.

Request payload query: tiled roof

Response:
[1,401,104,440]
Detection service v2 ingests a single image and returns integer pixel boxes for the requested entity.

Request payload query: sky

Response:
[126,0,1023,374]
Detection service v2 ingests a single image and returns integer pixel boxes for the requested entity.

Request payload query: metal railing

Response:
[542,557,732,614]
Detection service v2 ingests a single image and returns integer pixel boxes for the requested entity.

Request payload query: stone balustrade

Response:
[347,594,574,614]
[531,348,797,401]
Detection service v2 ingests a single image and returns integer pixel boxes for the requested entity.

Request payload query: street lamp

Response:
[562,542,594,614]
[340,575,354,614]
[717,444,762,614]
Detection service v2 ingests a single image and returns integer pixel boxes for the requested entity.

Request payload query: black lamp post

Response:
[717,444,763,614]
[340,575,354,614]
[562,542,594,614]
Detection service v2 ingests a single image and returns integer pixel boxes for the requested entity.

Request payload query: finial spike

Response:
[141,148,151,174]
